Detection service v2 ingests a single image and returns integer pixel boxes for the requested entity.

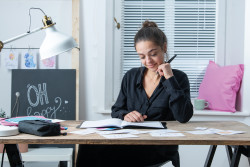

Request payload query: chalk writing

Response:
[27,83,49,107]
[26,97,62,119]
[26,83,65,119]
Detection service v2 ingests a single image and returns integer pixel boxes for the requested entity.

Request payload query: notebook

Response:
[80,118,166,129]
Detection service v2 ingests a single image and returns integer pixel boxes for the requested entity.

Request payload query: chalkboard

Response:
[11,69,76,120]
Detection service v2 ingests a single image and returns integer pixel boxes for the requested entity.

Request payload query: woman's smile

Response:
[147,63,157,68]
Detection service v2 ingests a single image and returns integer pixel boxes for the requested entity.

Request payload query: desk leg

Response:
[226,145,233,165]
[230,146,242,167]
[5,144,24,167]
[204,145,217,167]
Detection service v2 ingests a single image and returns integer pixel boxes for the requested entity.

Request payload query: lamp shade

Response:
[40,26,77,59]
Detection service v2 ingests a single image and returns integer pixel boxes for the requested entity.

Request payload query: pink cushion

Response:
[198,61,244,112]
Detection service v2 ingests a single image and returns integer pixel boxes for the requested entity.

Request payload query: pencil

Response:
[167,54,177,63]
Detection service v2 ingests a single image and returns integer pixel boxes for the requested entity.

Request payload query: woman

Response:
[76,21,193,167]
[112,21,193,123]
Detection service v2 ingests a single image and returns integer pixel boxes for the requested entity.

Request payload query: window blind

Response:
[121,0,216,98]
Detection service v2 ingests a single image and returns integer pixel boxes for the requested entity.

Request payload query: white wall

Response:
[1,0,250,166]
[79,0,113,120]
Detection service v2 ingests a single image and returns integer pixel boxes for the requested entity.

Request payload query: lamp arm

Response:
[3,27,43,45]
[0,27,43,52]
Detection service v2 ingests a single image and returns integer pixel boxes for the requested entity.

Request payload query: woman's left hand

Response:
[157,63,174,79]
[124,111,147,122]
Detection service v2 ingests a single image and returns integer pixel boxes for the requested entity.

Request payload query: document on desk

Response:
[215,130,245,135]
[150,132,185,137]
[186,127,245,135]
[186,130,214,135]
[147,129,179,133]
[195,127,208,130]
[70,129,97,135]
[101,134,139,139]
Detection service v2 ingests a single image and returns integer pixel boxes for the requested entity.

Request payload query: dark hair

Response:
[134,20,167,50]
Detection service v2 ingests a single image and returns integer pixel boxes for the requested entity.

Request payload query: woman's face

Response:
[135,40,166,72]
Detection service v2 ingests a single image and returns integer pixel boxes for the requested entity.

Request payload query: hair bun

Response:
[142,20,158,28]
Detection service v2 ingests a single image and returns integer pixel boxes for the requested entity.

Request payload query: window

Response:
[114,0,217,99]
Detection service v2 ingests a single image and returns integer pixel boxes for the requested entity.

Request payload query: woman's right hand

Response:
[157,62,174,79]
[124,111,147,122]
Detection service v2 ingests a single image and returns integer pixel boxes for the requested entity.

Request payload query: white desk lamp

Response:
[0,7,77,60]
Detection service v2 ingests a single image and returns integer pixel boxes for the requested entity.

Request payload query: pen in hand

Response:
[156,54,177,78]
[167,54,177,63]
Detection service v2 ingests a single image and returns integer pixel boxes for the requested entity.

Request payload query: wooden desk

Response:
[1,121,249,145]
[1,121,250,167]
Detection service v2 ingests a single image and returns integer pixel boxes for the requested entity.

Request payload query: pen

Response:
[167,54,177,63]
[156,54,177,76]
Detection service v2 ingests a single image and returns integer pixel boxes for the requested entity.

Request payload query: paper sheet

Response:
[186,130,214,135]
[128,130,149,135]
[70,129,96,135]
[101,134,138,139]
[96,129,131,135]
[195,127,208,130]
[215,130,245,135]
[148,129,179,133]
[187,127,245,135]
[4,51,18,69]
[150,132,185,137]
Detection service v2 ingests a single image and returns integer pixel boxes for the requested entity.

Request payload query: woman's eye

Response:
[151,54,157,57]
[140,56,145,59]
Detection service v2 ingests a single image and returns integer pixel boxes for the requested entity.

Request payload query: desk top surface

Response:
[1,121,250,145]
